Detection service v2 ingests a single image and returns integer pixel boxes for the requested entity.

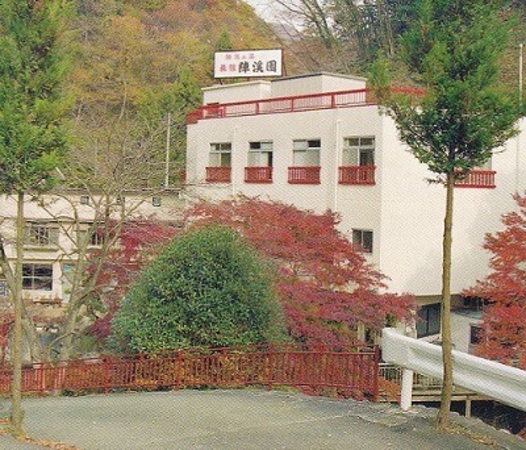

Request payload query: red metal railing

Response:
[288,166,321,184]
[339,166,376,185]
[186,87,425,124]
[0,345,379,401]
[245,166,273,183]
[206,166,231,183]
[455,170,496,188]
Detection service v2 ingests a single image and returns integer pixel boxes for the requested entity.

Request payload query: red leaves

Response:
[466,193,526,369]
[187,197,415,346]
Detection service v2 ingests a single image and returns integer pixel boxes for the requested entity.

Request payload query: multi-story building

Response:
[0,190,183,309]
[185,72,526,348]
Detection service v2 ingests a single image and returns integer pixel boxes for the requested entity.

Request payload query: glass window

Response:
[293,139,320,166]
[209,142,232,167]
[248,141,273,166]
[416,303,441,338]
[77,223,105,248]
[352,229,373,253]
[22,264,53,291]
[24,223,59,248]
[343,137,375,166]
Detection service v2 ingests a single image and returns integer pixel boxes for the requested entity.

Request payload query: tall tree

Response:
[0,0,72,437]
[465,193,526,370]
[370,0,520,430]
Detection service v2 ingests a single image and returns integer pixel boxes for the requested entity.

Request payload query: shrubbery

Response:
[110,225,286,353]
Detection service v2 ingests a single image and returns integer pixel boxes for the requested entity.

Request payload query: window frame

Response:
[24,222,59,248]
[352,229,373,254]
[22,263,53,291]
[248,141,273,167]
[416,303,441,338]
[209,142,232,167]
[292,139,321,167]
[342,136,375,167]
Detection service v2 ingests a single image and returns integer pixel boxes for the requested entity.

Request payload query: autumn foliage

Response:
[88,219,179,341]
[466,193,526,369]
[187,197,415,347]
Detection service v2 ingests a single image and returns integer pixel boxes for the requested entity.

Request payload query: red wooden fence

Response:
[0,344,379,401]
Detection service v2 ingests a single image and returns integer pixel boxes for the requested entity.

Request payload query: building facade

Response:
[186,72,526,344]
[0,190,183,308]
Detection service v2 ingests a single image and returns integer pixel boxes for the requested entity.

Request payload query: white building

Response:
[185,72,526,344]
[0,190,183,308]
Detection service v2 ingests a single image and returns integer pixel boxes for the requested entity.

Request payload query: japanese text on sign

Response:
[214,49,282,78]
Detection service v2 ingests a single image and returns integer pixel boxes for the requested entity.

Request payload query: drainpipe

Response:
[232,126,238,197]
[333,119,342,212]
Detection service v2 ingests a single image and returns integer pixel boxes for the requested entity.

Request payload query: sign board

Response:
[214,49,282,78]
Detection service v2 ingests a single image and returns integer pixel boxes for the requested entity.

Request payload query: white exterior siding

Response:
[186,74,526,299]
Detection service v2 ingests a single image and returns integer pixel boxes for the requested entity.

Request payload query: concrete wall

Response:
[186,74,526,298]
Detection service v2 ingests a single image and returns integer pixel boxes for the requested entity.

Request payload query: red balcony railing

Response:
[206,166,231,183]
[288,166,321,184]
[187,87,424,124]
[339,166,376,185]
[455,170,496,188]
[245,166,273,183]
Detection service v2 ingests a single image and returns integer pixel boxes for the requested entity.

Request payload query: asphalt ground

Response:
[0,389,524,450]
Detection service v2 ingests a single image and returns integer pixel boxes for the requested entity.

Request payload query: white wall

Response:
[186,75,526,299]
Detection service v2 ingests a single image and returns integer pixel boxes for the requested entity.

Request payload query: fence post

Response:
[176,350,184,390]
[372,346,380,402]
[266,345,274,391]
[104,356,111,395]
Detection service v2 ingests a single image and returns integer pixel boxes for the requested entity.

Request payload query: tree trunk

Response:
[437,172,455,430]
[11,191,25,437]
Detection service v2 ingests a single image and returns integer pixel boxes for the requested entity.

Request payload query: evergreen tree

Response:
[0,0,72,436]
[371,0,520,430]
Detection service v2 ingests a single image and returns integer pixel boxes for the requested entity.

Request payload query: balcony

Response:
[288,166,321,184]
[339,166,376,185]
[245,167,273,183]
[206,166,231,183]
[454,170,496,188]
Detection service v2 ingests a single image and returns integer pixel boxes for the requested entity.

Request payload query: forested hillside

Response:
[65,0,282,190]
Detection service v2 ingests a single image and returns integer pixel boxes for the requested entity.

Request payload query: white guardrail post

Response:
[382,328,526,412]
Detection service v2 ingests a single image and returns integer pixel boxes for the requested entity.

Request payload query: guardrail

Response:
[382,328,526,412]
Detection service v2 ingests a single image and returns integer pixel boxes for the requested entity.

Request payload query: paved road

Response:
[0,389,524,449]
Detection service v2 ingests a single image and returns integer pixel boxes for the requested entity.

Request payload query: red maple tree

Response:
[88,218,179,340]
[465,193,526,369]
[187,197,415,347]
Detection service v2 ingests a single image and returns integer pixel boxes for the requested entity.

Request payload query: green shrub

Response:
[109,225,286,353]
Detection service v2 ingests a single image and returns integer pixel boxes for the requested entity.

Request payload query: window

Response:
[24,223,59,248]
[209,142,232,167]
[416,303,441,338]
[152,196,162,207]
[352,229,373,253]
[77,224,105,248]
[207,142,232,182]
[248,141,273,167]
[289,139,321,184]
[292,139,320,166]
[340,137,376,185]
[80,195,90,205]
[246,141,273,183]
[470,325,483,345]
[342,137,375,166]
[0,280,7,297]
[22,264,53,291]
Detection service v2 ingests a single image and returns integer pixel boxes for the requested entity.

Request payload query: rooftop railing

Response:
[187,87,424,124]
